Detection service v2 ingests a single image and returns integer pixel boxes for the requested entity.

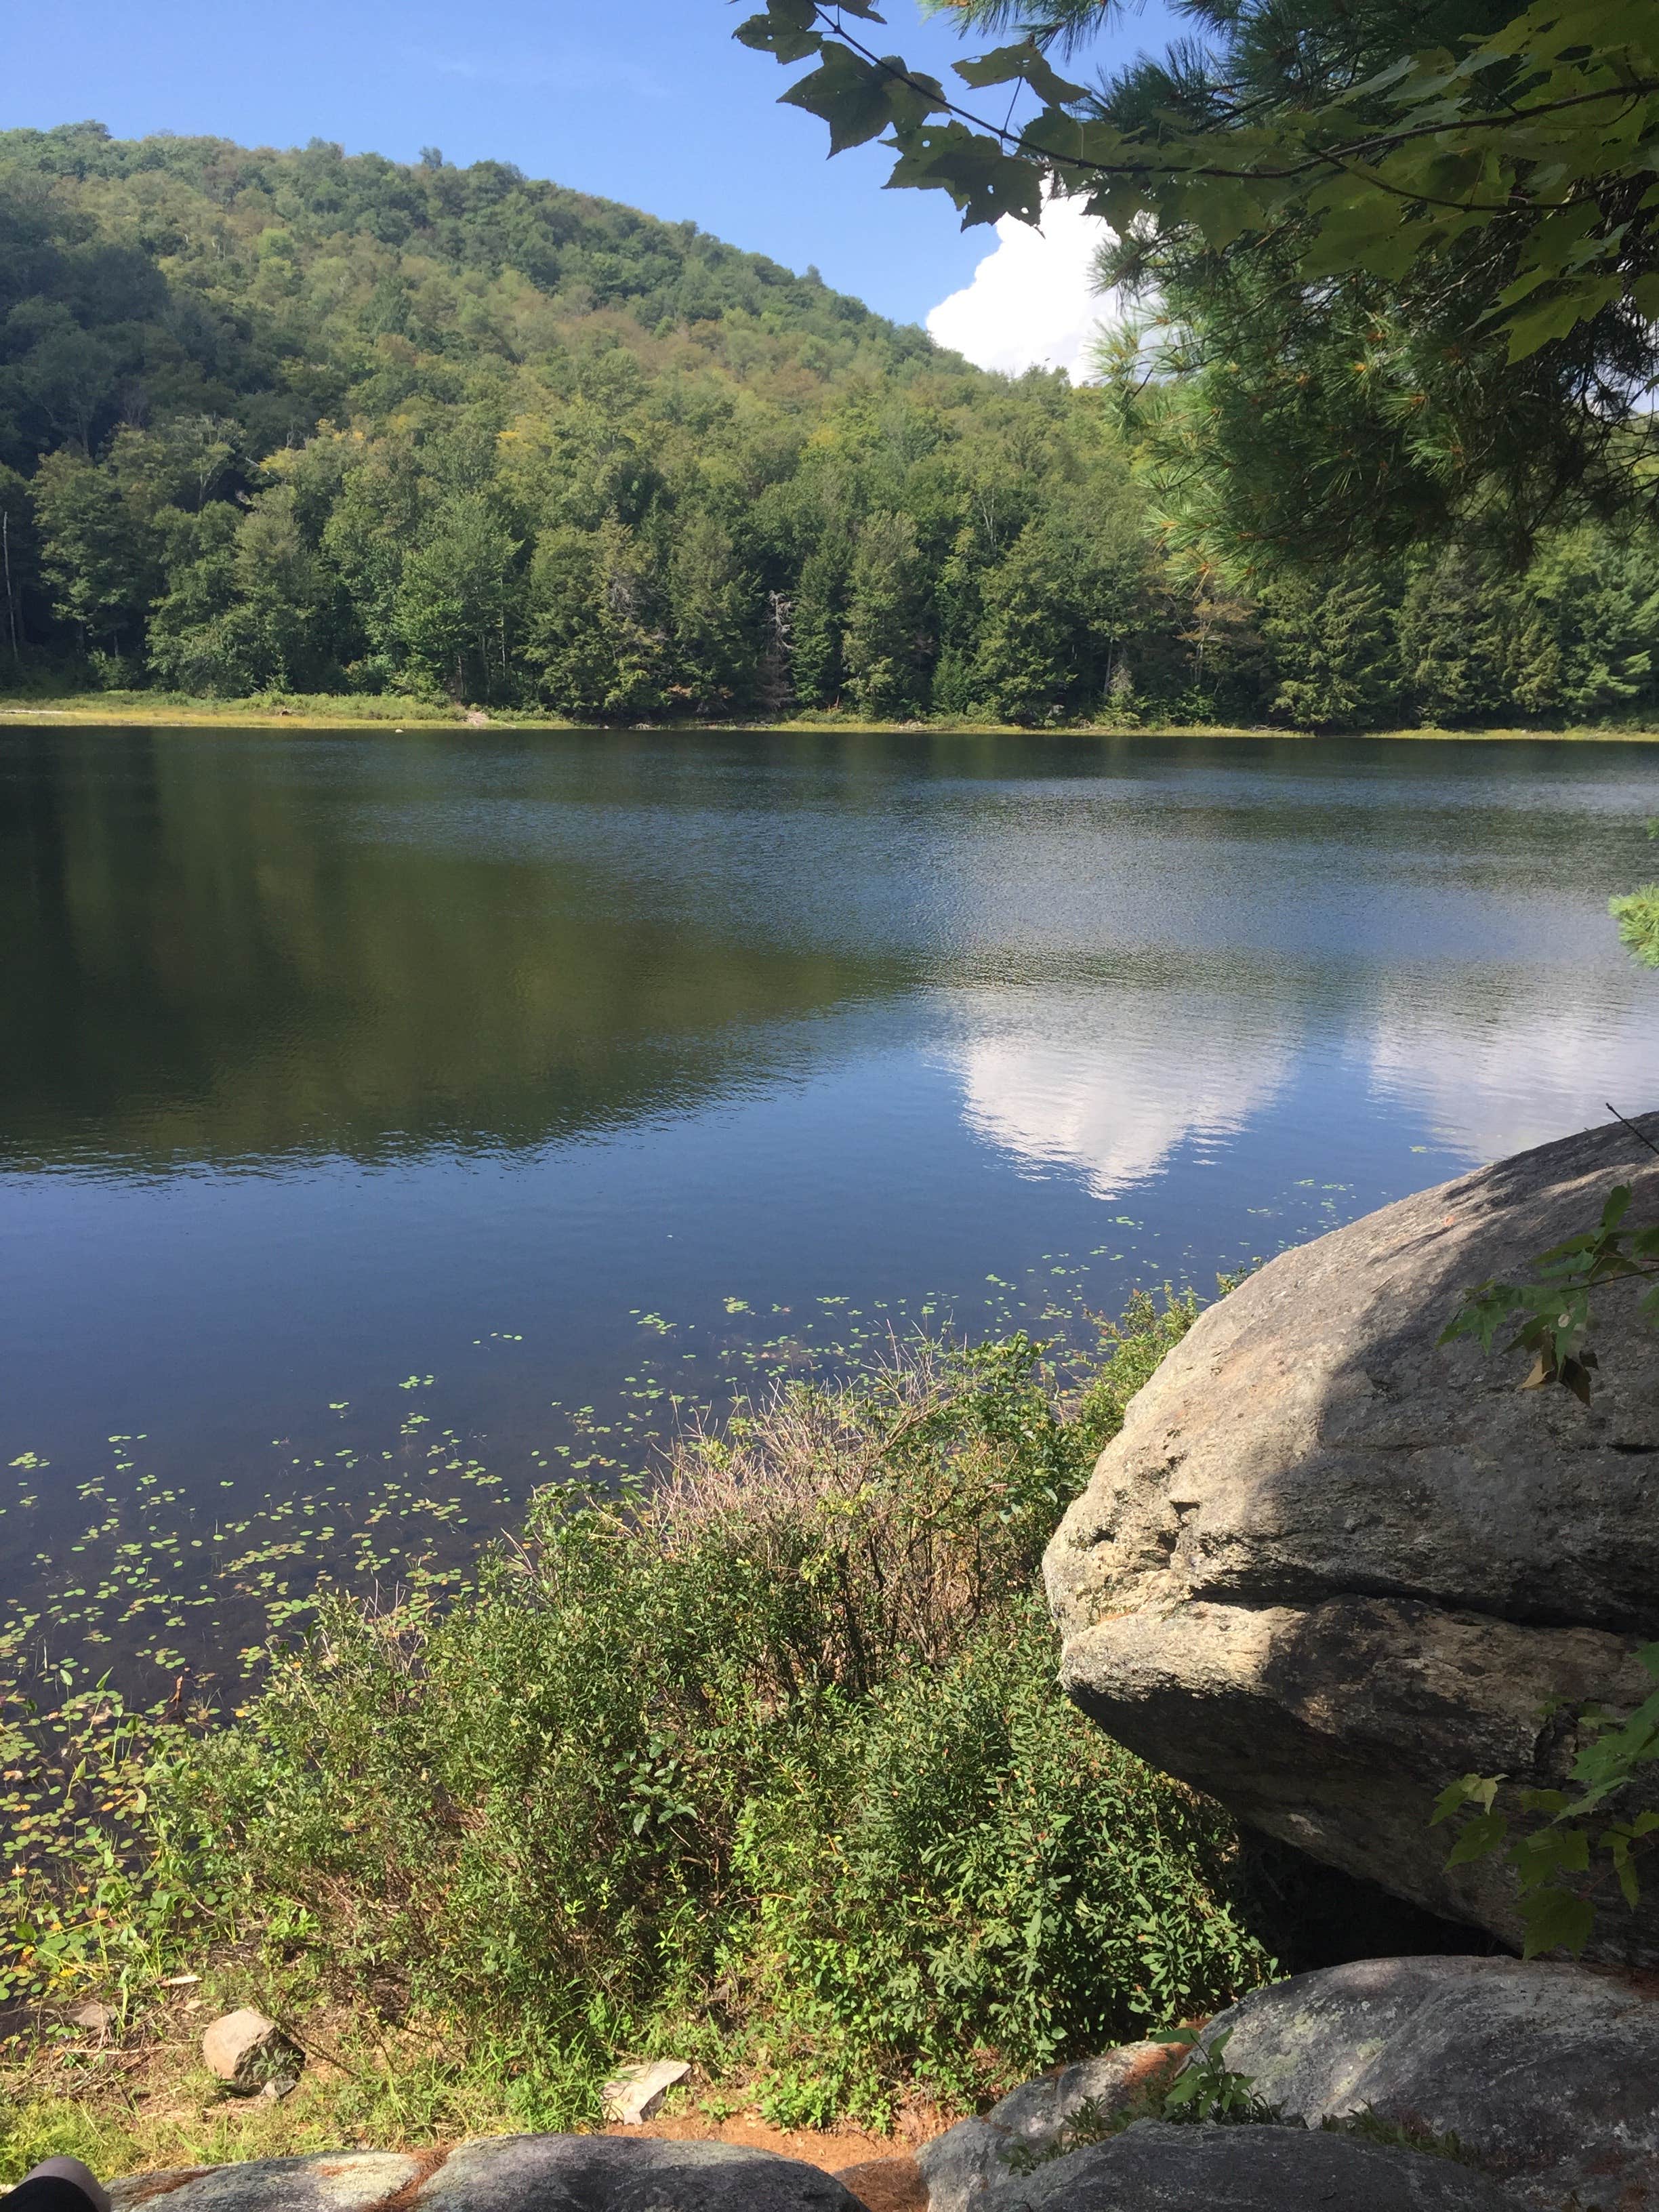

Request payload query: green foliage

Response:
[970,501,1148,724]
[737,1599,1263,2119]
[1399,552,1519,726]
[1430,1642,1659,1957]
[0,1672,233,2008]
[737,0,1659,551]
[1261,562,1403,731]
[1439,1181,1659,1402]
[1611,886,1659,966]
[1319,2109,1479,2166]
[7,125,1659,724]
[1001,2093,1135,2173]
[1153,2026,1280,2125]
[0,1297,1269,2125]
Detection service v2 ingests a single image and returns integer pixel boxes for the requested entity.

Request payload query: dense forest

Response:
[1,121,1657,728]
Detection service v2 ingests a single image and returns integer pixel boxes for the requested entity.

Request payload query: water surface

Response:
[5,726,1658,1671]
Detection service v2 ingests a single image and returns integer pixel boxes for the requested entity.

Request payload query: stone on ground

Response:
[198,2009,302,2093]
[599,2057,691,2125]
[110,2137,867,2212]
[978,2121,1523,2211]
[1043,1113,1659,1960]
[916,2043,1177,2212]
[1206,1954,1659,2211]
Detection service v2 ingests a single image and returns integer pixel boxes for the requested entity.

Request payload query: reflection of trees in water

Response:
[0,730,907,1166]
[6,725,1654,1175]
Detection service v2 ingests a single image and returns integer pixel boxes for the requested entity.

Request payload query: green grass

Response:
[4,689,1658,739]
[0,1295,1275,2163]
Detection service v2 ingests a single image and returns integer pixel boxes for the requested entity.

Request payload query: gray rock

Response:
[600,2059,691,2125]
[199,2009,302,2094]
[916,2044,1178,2212]
[978,2121,1524,2212]
[110,2137,867,2212]
[1043,1113,1659,1957]
[1206,1954,1659,2211]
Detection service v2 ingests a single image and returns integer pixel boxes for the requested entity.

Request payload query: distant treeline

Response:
[2,124,1657,728]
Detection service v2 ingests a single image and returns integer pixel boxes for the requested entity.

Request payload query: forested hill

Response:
[0,121,940,468]
[3,121,1658,729]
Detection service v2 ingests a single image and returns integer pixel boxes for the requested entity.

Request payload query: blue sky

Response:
[4,1,1182,329]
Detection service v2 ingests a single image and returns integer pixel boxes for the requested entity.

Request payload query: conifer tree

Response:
[1263,562,1404,730]
[1399,552,1519,726]
[789,535,848,708]
[843,511,924,717]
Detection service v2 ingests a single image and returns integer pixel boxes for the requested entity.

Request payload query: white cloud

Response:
[926,196,1117,380]
[1364,977,1659,1166]
[953,985,1294,1197]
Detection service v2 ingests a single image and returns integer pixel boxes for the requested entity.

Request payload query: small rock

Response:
[70,2001,112,2033]
[201,2009,304,2093]
[601,2057,691,2125]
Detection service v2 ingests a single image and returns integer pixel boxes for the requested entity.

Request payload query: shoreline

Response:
[5,700,1659,742]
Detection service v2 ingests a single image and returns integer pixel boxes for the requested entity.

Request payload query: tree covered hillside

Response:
[1,121,1657,727]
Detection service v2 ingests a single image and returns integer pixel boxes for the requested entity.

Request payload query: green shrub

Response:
[8,1294,1271,2127]
[735,1601,1265,2121]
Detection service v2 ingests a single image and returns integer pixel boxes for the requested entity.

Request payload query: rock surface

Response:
[110,2138,865,2212]
[199,2010,302,2093]
[1043,1113,1659,1958]
[916,2043,1178,2212]
[977,2121,1524,2212]
[1207,1953,1659,2211]
[600,2059,691,2125]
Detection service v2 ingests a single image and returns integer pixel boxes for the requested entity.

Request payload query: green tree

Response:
[668,514,756,715]
[1399,551,1521,726]
[1262,561,1404,731]
[30,451,157,661]
[736,0,1659,548]
[392,495,523,703]
[972,508,1143,723]
[526,520,666,721]
[843,510,924,717]
[1509,529,1659,720]
[0,464,42,660]
[790,532,850,708]
[147,489,337,695]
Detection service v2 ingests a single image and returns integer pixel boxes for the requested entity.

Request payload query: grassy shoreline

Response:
[3,695,1658,741]
[1,1300,1282,2175]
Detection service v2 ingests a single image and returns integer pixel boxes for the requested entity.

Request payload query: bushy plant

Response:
[735,1601,1264,2121]
[156,1302,1267,2123]
[2,1296,1269,2129]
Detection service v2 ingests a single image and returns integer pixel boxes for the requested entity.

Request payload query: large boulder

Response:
[108,2139,865,2212]
[916,2043,1177,2212]
[1206,1954,1659,2212]
[1044,1113,1659,1959]
[977,2121,1524,2212]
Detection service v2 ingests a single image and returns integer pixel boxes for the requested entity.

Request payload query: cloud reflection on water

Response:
[953,983,1295,1198]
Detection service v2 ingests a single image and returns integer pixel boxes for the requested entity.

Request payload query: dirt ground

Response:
[600,2110,937,2211]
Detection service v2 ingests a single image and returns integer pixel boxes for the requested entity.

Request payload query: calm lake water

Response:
[5,724,1659,1677]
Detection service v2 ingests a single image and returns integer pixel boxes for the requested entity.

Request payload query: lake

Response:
[5,723,1659,1683]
